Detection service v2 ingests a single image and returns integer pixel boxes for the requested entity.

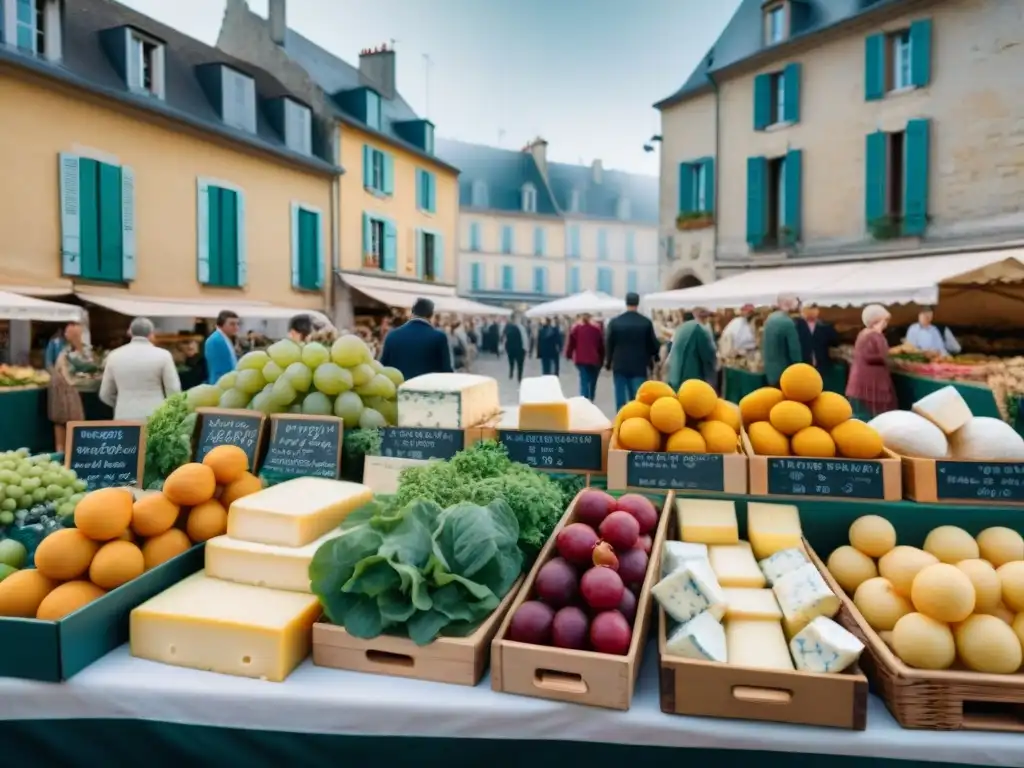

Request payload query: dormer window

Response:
[471,180,489,208]
[424,123,435,154]
[221,66,256,134]
[522,183,537,213]
[127,29,165,99]
[366,89,382,131]
[617,197,631,220]
[764,2,788,45]
[569,188,581,213]
[284,98,312,155]
[7,0,61,61]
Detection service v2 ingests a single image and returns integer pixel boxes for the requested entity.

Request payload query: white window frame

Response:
[7,0,60,60]
[471,179,489,207]
[423,123,435,154]
[370,150,385,191]
[366,90,382,130]
[368,218,385,264]
[765,4,786,44]
[221,66,257,134]
[284,98,312,155]
[891,30,913,91]
[521,183,537,213]
[126,28,165,99]
[694,164,707,211]
[773,73,786,125]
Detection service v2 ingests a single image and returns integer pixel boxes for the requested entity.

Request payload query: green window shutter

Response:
[98,162,124,282]
[702,158,715,214]
[783,149,803,245]
[362,212,371,263]
[865,34,885,100]
[415,170,423,210]
[903,118,931,236]
[865,131,888,228]
[383,153,394,194]
[79,159,100,279]
[753,74,771,130]
[235,190,247,286]
[313,211,324,289]
[208,185,222,284]
[59,153,82,276]
[362,145,372,187]
[783,63,801,123]
[415,229,424,278]
[296,208,320,289]
[382,220,397,272]
[745,156,767,248]
[427,173,436,212]
[910,19,932,88]
[196,179,210,284]
[219,189,240,287]
[120,166,136,281]
[678,163,693,212]
[289,202,301,287]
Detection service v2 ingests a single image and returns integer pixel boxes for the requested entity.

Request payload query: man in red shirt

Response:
[565,313,605,401]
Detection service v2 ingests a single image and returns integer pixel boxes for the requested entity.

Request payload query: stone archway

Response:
[665,268,704,291]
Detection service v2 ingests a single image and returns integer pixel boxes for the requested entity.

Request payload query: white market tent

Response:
[341,273,511,316]
[0,291,83,322]
[525,290,625,318]
[75,292,330,323]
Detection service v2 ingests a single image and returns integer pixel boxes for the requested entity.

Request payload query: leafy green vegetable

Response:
[310,497,523,645]
[391,441,564,562]
[143,393,197,489]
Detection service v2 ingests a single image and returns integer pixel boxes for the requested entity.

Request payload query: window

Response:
[15,0,34,52]
[197,181,245,288]
[500,225,513,254]
[627,270,638,295]
[865,120,930,237]
[567,225,580,258]
[416,229,443,281]
[521,184,537,213]
[598,229,608,260]
[568,266,580,294]
[501,265,514,292]
[745,150,802,249]
[694,164,707,211]
[865,21,932,100]
[471,180,489,207]
[363,146,393,195]
[889,30,912,91]
[470,263,483,291]
[597,267,613,295]
[362,216,387,270]
[679,158,714,215]
[569,188,581,213]
[533,266,547,294]
[764,3,786,45]
[625,232,635,263]
[59,154,136,283]
[417,169,436,212]
[423,123,434,154]
[366,90,382,130]
[127,30,164,98]
[771,73,785,124]
[753,64,800,129]
[616,197,631,220]
[533,226,545,256]
[291,204,322,291]
[469,222,482,251]
[284,99,312,155]
[221,67,256,134]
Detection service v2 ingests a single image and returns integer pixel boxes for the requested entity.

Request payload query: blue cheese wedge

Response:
[661,541,709,576]
[397,373,501,428]
[758,547,809,586]
[652,560,726,623]
[665,611,727,662]
[773,563,841,637]
[790,616,865,673]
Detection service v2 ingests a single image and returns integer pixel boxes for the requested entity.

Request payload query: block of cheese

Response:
[130,572,321,682]
[518,376,570,431]
[790,616,865,673]
[662,541,709,576]
[665,610,727,662]
[747,502,803,560]
[677,498,739,545]
[709,541,766,588]
[652,560,726,623]
[726,619,795,671]
[773,563,841,637]
[567,396,612,431]
[205,529,344,592]
[397,373,501,428]
[722,588,782,620]
[911,386,972,435]
[227,478,372,547]
[758,547,809,586]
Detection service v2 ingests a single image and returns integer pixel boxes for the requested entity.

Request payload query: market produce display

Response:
[829,516,1024,673]
[740,363,884,459]
[0,364,49,388]
[505,489,660,655]
[613,379,742,454]
[655,498,864,674]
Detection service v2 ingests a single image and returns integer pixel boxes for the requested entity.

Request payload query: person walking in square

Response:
[606,292,660,410]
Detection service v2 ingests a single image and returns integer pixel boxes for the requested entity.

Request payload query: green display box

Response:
[0,543,204,681]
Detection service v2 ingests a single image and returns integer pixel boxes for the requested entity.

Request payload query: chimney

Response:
[268,0,286,46]
[592,159,603,184]
[359,44,397,101]
[526,136,548,179]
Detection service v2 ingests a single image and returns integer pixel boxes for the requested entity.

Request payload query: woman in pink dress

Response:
[846,304,897,418]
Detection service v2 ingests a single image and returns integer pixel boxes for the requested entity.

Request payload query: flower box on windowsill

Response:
[868,216,904,241]
[676,212,714,231]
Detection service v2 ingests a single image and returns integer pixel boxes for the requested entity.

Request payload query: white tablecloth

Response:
[0,644,1018,766]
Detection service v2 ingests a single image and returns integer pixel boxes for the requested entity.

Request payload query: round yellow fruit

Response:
[831,420,884,460]
[739,387,785,425]
[849,515,897,558]
[779,363,823,403]
[34,528,99,581]
[878,546,939,597]
[186,500,229,543]
[89,540,145,590]
[984,602,1016,625]
[956,559,1002,613]
[163,463,217,507]
[976,527,1024,568]
[891,612,956,670]
[616,400,652,424]
[997,561,1024,612]
[810,392,853,430]
[36,581,106,621]
[637,381,676,405]
[677,379,718,419]
[0,569,57,618]
[791,426,836,458]
[220,471,263,510]
[954,614,1023,674]
[664,427,707,454]
[618,417,662,452]
[131,492,180,538]
[74,487,133,541]
[910,563,976,623]
[649,396,686,434]
[1012,612,1024,647]
[923,526,979,564]
[828,545,878,594]
[747,421,789,456]
[697,421,737,453]
[141,529,192,571]
[202,444,249,485]
[854,577,912,631]
[769,401,813,436]
[707,399,741,432]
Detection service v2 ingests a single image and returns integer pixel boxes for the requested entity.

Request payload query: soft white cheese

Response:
[912,385,972,436]
[773,562,841,637]
[790,616,865,673]
[397,373,501,428]
[652,560,727,623]
[665,610,727,662]
[661,541,710,576]
[758,547,809,586]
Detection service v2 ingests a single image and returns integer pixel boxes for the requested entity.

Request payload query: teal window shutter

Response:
[627,269,637,294]
[702,158,715,214]
[865,34,885,100]
[598,229,608,259]
[98,162,124,281]
[383,220,397,271]
[217,188,239,287]
[415,229,424,277]
[235,190,247,286]
[783,63,801,123]
[501,225,512,254]
[471,263,482,291]
[502,265,513,291]
[120,166,136,281]
[678,163,694,212]
[469,222,480,251]
[753,74,771,130]
[427,173,436,212]
[415,170,423,210]
[59,153,82,277]
[903,119,930,236]
[196,179,210,284]
[313,211,324,289]
[534,226,544,256]
[745,156,767,248]
[383,153,394,194]
[625,231,635,262]
[569,266,580,293]
[362,145,372,187]
[361,212,371,263]
[783,149,802,245]
[865,131,888,228]
[289,202,301,287]
[533,266,546,293]
[910,19,932,88]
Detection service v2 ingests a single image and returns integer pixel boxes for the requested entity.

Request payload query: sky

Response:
[117,0,741,176]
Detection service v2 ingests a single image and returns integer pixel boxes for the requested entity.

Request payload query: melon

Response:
[949,417,1024,460]
[955,614,1023,674]
[163,463,217,506]
[910,563,975,623]
[849,515,897,558]
[867,410,948,458]
[891,612,956,670]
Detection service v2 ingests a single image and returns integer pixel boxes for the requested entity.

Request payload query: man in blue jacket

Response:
[204,310,240,384]
[379,298,453,380]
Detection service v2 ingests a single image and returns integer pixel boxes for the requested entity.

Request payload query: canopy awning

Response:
[340,273,511,316]
[0,292,83,322]
[525,290,626,318]
[76,292,328,322]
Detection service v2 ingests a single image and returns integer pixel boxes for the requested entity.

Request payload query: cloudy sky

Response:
[118,0,740,175]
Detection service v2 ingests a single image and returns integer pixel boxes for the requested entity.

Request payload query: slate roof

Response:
[546,161,659,224]
[0,0,340,173]
[655,0,906,109]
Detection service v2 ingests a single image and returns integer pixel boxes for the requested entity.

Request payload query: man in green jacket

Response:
[667,309,717,390]
[762,294,803,386]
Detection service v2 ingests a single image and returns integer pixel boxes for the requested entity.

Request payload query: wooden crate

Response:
[490,490,673,710]
[312,576,523,687]
[809,546,1024,731]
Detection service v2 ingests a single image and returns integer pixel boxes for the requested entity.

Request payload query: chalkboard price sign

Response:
[935,461,1024,502]
[626,451,724,491]
[194,408,265,468]
[65,420,145,491]
[380,427,463,461]
[498,430,604,472]
[261,415,342,480]
[766,457,884,499]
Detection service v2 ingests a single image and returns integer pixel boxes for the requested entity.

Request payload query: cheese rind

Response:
[912,386,972,435]
[397,373,501,428]
[661,541,710,576]
[722,588,783,620]
[665,611,727,662]
[758,547,810,586]
[773,563,841,637]
[130,572,321,682]
[652,561,727,623]
[227,478,372,547]
[790,616,865,673]
[709,541,766,588]
[677,498,739,545]
[726,619,795,670]
[747,502,803,560]
[517,376,570,431]
[205,529,344,592]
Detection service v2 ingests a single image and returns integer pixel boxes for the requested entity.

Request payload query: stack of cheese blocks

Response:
[504,376,612,432]
[129,477,373,682]
[397,373,502,428]
[652,498,865,674]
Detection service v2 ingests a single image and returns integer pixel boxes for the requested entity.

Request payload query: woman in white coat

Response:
[99,317,182,420]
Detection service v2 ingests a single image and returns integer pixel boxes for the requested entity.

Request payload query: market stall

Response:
[340,273,511,316]
[526,290,625,318]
